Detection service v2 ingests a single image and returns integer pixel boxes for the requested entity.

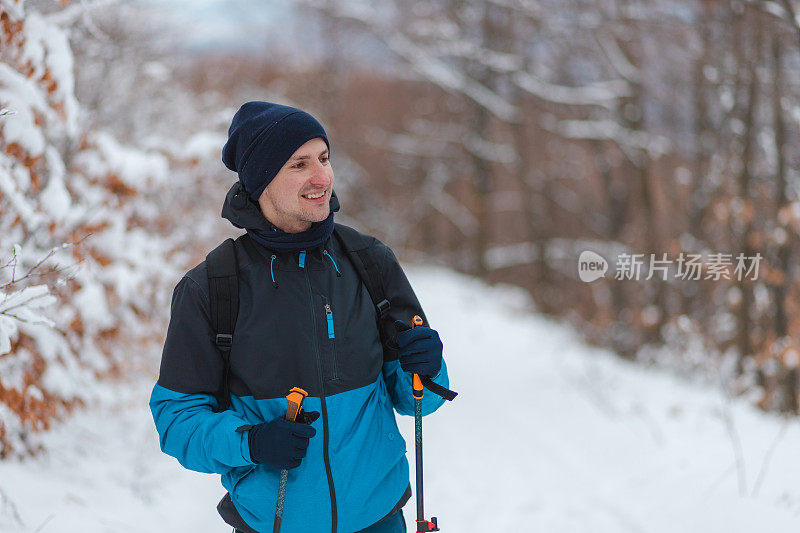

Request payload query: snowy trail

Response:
[410,267,800,532]
[2,265,800,532]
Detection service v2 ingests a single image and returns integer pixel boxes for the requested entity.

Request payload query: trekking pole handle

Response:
[411,316,424,400]
[285,386,308,422]
[409,315,442,532]
[274,386,309,533]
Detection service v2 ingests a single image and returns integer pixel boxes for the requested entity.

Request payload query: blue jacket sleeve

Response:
[374,239,450,416]
[383,359,449,416]
[150,385,254,473]
[150,274,255,474]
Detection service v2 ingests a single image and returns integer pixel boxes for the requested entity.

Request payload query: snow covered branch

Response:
[549,118,672,160]
[0,0,182,456]
[512,71,630,109]
[301,1,519,122]
[0,242,78,354]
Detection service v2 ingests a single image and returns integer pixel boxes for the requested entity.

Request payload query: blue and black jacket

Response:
[149,191,449,533]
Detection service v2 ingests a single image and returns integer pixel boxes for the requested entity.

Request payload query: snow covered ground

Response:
[2,265,800,532]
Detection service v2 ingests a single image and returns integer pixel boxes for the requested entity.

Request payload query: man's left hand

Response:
[396,326,443,377]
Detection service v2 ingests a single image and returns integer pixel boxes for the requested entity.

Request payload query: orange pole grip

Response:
[411,315,424,400]
[285,387,308,422]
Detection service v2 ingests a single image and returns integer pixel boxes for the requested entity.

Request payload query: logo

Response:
[578,251,608,282]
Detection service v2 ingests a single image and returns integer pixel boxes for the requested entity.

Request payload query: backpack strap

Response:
[206,227,454,407]
[205,237,240,411]
[334,224,458,401]
[332,224,398,362]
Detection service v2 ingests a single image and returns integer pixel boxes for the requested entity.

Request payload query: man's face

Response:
[257,138,333,233]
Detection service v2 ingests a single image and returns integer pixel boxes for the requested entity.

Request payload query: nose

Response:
[309,160,332,187]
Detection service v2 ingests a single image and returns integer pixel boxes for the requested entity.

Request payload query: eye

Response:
[292,161,305,169]
[320,155,330,164]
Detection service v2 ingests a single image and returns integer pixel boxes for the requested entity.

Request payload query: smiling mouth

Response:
[301,189,327,199]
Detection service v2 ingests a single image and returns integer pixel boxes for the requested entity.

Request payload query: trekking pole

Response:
[411,315,440,532]
[274,386,308,533]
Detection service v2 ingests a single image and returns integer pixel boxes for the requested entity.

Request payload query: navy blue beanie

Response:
[222,102,330,201]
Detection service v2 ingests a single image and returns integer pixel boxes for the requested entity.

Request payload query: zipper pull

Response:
[324,303,335,339]
[270,255,279,288]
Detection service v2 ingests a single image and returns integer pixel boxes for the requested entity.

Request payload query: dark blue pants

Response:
[233,509,406,533]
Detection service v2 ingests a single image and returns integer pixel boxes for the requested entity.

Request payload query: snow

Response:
[2,265,800,532]
[0,64,50,156]
[0,314,17,355]
[40,147,72,220]
[0,284,56,355]
[22,13,80,135]
[180,131,228,160]
[0,160,46,230]
[78,131,170,187]
[71,282,114,332]
[1,0,180,456]
[322,1,519,122]
[554,118,673,158]
[513,70,631,108]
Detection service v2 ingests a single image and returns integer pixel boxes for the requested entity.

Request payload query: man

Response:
[150,101,450,533]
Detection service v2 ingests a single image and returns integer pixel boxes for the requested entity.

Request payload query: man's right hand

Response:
[247,417,316,470]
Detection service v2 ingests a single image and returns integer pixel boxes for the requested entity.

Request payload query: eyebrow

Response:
[289,149,329,161]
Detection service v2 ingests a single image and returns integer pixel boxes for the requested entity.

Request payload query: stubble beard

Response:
[280,199,329,231]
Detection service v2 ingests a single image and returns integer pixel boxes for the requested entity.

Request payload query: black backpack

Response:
[205,223,455,411]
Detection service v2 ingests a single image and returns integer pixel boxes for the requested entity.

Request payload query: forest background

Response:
[3,0,800,457]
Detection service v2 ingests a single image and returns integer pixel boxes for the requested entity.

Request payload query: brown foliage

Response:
[105,174,138,198]
[0,334,83,457]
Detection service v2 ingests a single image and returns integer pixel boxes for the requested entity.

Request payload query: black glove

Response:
[248,414,318,470]
[395,323,443,378]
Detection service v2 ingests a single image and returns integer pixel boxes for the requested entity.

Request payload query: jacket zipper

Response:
[304,269,338,533]
[324,300,339,380]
